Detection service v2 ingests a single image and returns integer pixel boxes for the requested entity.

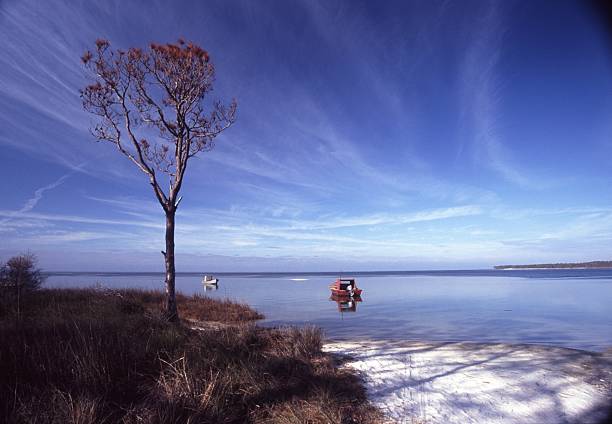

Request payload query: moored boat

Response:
[202,275,219,285]
[329,278,362,297]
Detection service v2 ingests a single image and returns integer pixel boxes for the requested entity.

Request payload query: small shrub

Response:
[0,253,45,318]
[0,252,45,292]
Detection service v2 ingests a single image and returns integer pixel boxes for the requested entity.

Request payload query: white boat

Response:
[202,275,219,285]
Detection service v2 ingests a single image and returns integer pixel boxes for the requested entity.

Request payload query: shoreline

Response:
[495,267,612,271]
[324,339,612,423]
[323,335,611,354]
[0,288,382,423]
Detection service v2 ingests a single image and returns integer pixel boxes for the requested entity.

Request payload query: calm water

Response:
[46,270,612,352]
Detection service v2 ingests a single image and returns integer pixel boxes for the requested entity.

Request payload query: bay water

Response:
[46,269,612,351]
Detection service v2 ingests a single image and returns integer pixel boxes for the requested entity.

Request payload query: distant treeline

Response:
[494,261,612,270]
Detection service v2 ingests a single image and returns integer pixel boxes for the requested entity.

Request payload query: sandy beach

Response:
[324,340,612,424]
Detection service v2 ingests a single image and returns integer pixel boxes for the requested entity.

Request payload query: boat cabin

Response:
[329,277,363,297]
[338,278,355,291]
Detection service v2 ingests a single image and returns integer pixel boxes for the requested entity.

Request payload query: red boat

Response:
[329,278,362,297]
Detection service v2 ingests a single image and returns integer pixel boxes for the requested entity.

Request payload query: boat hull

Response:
[329,288,362,297]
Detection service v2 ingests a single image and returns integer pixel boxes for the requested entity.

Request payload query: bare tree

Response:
[80,39,237,321]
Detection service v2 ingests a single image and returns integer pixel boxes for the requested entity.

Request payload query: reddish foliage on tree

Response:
[80,39,237,321]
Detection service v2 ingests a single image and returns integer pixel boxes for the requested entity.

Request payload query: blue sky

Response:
[1,0,612,271]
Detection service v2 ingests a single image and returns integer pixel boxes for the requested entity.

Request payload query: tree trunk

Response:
[16,267,21,322]
[164,208,179,321]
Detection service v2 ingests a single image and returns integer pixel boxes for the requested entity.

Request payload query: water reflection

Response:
[330,295,362,313]
[202,283,219,291]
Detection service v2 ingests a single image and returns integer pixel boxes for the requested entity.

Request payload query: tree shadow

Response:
[327,340,612,423]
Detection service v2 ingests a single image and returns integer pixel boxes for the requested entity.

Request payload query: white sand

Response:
[324,340,612,424]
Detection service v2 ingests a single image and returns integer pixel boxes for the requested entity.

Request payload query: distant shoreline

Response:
[494,260,612,270]
[496,267,612,270]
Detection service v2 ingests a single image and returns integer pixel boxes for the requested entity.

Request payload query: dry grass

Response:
[175,292,265,322]
[0,288,382,423]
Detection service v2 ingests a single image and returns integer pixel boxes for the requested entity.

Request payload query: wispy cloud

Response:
[0,174,70,225]
[459,2,539,189]
[0,210,163,229]
[20,175,69,213]
[22,231,111,244]
[275,205,482,231]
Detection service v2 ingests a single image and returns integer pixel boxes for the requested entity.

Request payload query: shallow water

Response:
[46,269,612,351]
